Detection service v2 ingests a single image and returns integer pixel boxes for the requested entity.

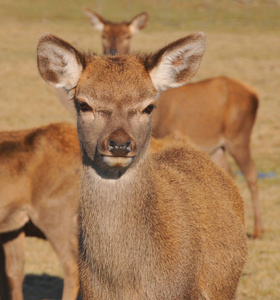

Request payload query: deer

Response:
[84,8,149,55]
[55,9,262,238]
[0,123,81,300]
[37,31,247,299]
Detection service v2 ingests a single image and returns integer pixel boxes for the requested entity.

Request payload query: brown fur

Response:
[37,33,247,299]
[0,123,80,300]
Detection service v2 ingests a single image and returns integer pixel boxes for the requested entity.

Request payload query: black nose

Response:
[108,140,131,156]
[109,49,117,55]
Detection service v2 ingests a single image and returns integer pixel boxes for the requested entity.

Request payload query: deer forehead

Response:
[103,23,130,37]
[76,56,157,105]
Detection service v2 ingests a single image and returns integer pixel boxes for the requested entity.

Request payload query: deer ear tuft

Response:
[37,33,83,91]
[146,32,206,92]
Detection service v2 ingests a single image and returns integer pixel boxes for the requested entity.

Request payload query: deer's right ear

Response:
[37,33,84,91]
[84,8,106,31]
[145,32,206,92]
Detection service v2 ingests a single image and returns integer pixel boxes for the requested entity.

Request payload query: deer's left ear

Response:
[145,32,206,92]
[129,12,149,35]
[37,33,84,91]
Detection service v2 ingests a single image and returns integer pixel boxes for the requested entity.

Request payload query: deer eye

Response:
[143,104,155,115]
[79,102,92,112]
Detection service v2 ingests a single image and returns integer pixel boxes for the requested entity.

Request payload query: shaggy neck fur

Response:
[79,155,161,293]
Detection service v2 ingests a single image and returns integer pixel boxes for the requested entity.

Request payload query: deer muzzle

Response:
[100,129,136,168]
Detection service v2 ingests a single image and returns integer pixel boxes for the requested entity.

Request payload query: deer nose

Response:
[108,140,131,156]
[109,49,117,55]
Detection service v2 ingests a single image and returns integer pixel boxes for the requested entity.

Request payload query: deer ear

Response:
[129,12,149,35]
[37,33,84,91]
[84,8,106,31]
[146,32,206,92]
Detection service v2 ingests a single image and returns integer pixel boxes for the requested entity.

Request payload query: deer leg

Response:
[210,147,235,177]
[0,241,9,300]
[226,143,263,238]
[30,218,79,300]
[47,232,79,300]
[1,230,25,300]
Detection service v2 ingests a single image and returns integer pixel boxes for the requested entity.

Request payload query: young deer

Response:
[58,9,261,238]
[38,32,247,299]
[0,123,80,300]
[84,8,149,55]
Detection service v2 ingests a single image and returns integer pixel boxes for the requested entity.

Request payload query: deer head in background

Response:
[84,8,149,55]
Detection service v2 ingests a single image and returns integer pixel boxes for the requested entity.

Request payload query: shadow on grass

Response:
[23,274,81,300]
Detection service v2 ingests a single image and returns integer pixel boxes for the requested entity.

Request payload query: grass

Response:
[1,0,280,299]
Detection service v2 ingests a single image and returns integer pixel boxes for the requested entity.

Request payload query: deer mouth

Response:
[102,156,134,168]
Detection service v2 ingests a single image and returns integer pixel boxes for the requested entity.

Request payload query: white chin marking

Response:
[103,156,133,168]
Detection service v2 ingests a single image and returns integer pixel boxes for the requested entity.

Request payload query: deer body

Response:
[154,76,259,177]
[38,32,247,299]
[153,76,258,154]
[0,123,80,300]
[153,77,258,154]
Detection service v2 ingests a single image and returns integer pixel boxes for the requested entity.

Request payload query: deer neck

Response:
[79,154,157,278]
[79,152,156,237]
[81,154,153,208]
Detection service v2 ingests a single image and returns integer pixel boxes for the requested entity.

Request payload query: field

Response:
[1,0,280,299]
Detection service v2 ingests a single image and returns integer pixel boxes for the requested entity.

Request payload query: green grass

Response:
[1,0,280,299]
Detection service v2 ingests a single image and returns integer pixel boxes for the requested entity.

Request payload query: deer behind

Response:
[84,8,149,55]
[38,32,247,299]
[0,123,80,300]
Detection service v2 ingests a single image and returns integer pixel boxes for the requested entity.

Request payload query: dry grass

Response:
[1,0,280,299]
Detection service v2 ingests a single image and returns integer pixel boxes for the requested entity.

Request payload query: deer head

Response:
[84,8,149,55]
[37,32,206,177]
